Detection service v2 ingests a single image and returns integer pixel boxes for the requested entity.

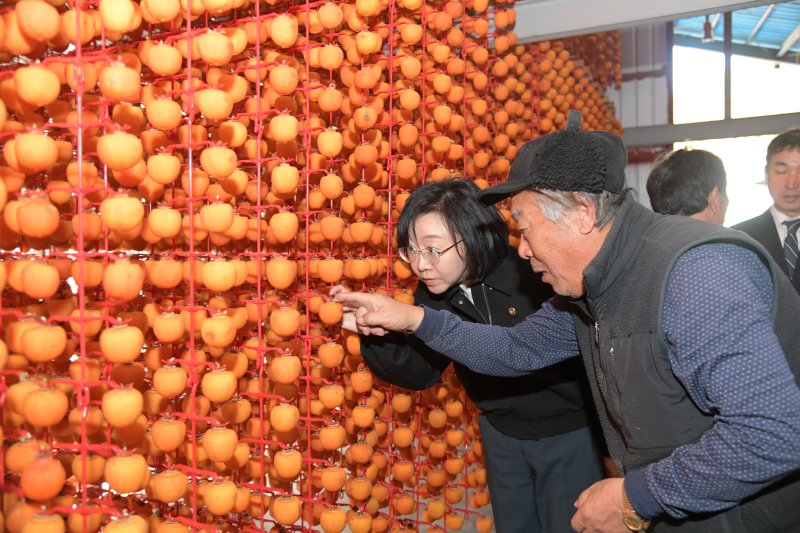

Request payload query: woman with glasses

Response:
[335,179,604,533]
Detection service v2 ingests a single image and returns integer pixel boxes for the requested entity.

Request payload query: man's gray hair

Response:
[534,188,627,228]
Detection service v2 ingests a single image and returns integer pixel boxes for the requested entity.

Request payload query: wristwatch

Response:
[622,485,652,531]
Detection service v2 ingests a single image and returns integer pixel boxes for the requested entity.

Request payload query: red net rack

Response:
[0,0,620,531]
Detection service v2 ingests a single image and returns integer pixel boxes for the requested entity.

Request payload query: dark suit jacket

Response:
[733,208,800,293]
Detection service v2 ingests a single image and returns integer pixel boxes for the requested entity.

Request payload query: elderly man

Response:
[336,111,800,532]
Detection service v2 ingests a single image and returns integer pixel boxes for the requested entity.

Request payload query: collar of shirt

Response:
[459,284,474,304]
[769,205,795,244]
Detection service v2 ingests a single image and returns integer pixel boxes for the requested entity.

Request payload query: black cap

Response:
[478,110,627,205]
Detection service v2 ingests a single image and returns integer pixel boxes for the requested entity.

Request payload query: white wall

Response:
[612,24,672,200]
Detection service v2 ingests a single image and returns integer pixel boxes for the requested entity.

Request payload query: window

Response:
[672,46,725,124]
[731,55,800,119]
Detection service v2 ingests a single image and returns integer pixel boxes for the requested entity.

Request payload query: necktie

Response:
[783,219,800,275]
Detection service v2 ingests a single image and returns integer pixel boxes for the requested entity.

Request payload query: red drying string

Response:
[0,1,597,533]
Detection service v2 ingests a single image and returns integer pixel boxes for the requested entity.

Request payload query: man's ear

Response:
[707,186,720,214]
[572,193,598,234]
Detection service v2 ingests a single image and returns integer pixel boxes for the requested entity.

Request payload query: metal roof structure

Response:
[673,1,800,60]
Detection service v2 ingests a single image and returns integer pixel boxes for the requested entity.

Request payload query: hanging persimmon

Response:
[152,311,186,343]
[145,98,183,131]
[317,258,344,284]
[268,114,299,143]
[196,259,230,292]
[200,312,237,348]
[270,495,302,526]
[269,402,299,433]
[150,416,186,453]
[98,61,141,102]
[19,261,60,300]
[319,465,346,492]
[317,383,344,411]
[317,128,343,158]
[15,196,60,240]
[22,386,68,427]
[318,423,346,450]
[148,468,189,504]
[148,258,183,289]
[319,506,347,533]
[21,324,67,364]
[153,364,188,399]
[97,131,143,171]
[270,14,299,49]
[269,63,299,96]
[99,0,137,32]
[15,0,61,42]
[269,353,301,385]
[101,386,144,428]
[197,30,234,66]
[266,256,297,290]
[202,426,238,462]
[21,452,66,501]
[317,85,343,113]
[200,367,236,403]
[148,207,182,239]
[104,452,149,494]
[195,87,234,121]
[14,65,61,108]
[273,448,302,480]
[269,211,299,244]
[318,45,344,71]
[269,306,300,338]
[100,194,145,232]
[318,301,343,325]
[198,145,236,180]
[99,323,145,364]
[204,479,238,516]
[71,454,106,485]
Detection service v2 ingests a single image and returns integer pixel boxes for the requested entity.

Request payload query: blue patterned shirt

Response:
[413,243,800,519]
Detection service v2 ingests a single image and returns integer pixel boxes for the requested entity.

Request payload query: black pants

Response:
[479,416,605,533]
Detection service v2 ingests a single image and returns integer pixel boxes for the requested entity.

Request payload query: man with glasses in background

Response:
[734,127,800,293]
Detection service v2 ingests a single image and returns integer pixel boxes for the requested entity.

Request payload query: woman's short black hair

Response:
[646,148,727,216]
[396,179,508,284]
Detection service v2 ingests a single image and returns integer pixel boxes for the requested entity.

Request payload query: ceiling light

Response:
[702,15,714,43]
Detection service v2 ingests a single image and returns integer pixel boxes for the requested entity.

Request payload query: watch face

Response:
[623,515,646,531]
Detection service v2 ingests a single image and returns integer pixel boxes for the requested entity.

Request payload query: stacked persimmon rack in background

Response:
[0,0,621,531]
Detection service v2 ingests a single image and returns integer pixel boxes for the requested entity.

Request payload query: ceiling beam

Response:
[676,35,800,62]
[673,34,800,63]
[778,23,800,57]
[514,0,773,43]
[745,3,775,43]
[623,112,800,147]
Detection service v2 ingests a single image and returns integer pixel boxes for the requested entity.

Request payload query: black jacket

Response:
[733,208,800,293]
[361,246,594,439]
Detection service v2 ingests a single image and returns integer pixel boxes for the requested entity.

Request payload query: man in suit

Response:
[733,127,800,293]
